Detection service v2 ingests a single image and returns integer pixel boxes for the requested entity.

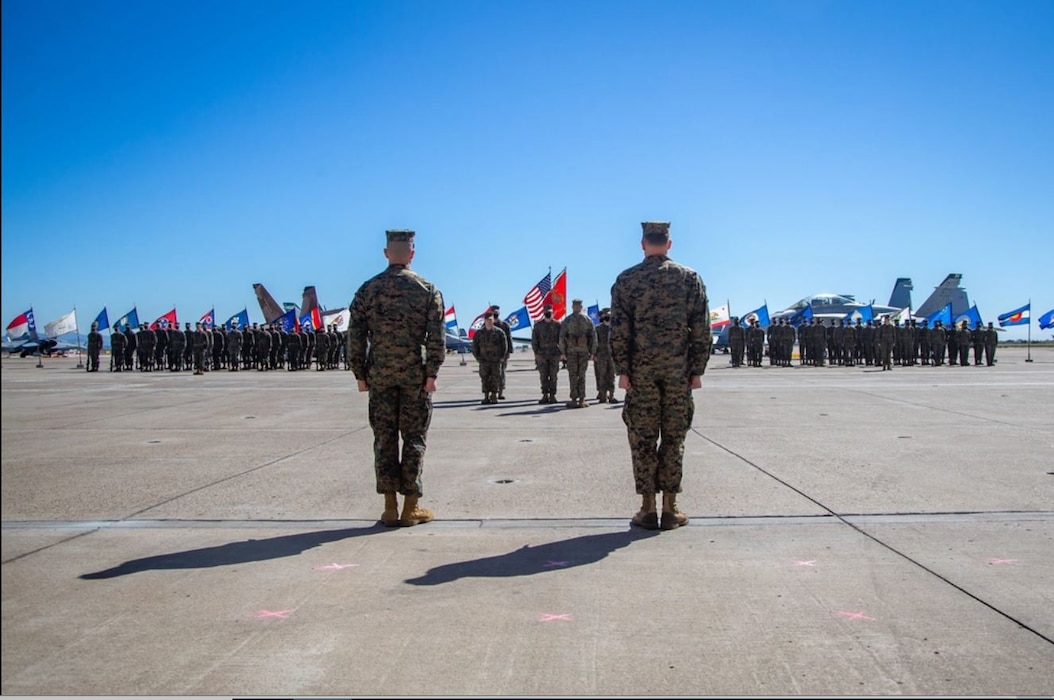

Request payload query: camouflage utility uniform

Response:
[611,221,710,531]
[347,232,445,504]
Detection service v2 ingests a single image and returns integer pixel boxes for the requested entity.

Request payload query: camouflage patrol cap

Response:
[571,298,583,305]
[600,308,611,315]
[386,229,415,243]
[641,221,671,243]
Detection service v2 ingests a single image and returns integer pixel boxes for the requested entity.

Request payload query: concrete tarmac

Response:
[2,347,1053,697]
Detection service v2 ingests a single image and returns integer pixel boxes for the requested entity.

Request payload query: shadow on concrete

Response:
[79,526,385,579]
[404,528,660,586]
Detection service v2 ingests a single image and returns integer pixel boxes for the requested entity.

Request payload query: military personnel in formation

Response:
[110,324,126,372]
[947,319,959,365]
[861,319,876,366]
[86,321,103,372]
[531,304,562,404]
[611,221,710,531]
[347,229,445,528]
[285,326,302,370]
[138,323,156,371]
[727,317,745,367]
[314,323,330,370]
[593,308,617,403]
[472,312,507,404]
[209,325,223,370]
[777,318,794,366]
[256,323,271,370]
[957,320,972,367]
[983,322,998,366]
[743,318,760,366]
[168,322,186,371]
[559,298,597,408]
[971,321,985,366]
[301,326,314,369]
[122,324,137,370]
[227,322,242,370]
[878,315,895,371]
[154,322,168,371]
[930,320,947,365]
[191,322,208,375]
[180,322,193,370]
[918,319,931,365]
[242,323,255,369]
[487,304,513,399]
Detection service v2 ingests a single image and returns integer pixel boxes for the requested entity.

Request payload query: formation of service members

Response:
[558,298,598,408]
[471,311,508,404]
[104,321,350,373]
[725,316,999,369]
[531,304,562,403]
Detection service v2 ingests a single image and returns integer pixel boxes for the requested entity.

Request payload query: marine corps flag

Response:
[542,268,567,320]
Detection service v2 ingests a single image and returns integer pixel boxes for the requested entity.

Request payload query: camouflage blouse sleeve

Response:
[687,270,712,376]
[424,285,446,378]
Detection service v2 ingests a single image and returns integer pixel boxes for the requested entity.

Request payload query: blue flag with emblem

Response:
[954,304,982,328]
[275,308,298,333]
[1039,308,1054,330]
[742,304,771,328]
[789,303,813,327]
[587,304,601,326]
[224,308,249,331]
[925,303,952,327]
[115,307,139,332]
[503,306,531,333]
[843,304,873,324]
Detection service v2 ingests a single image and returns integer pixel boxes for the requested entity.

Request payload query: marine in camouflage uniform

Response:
[728,317,745,367]
[611,221,710,532]
[86,322,103,372]
[347,229,445,528]
[558,298,597,408]
[472,312,508,404]
[531,305,561,404]
[489,305,514,399]
[593,308,617,403]
[168,323,186,371]
[110,324,126,372]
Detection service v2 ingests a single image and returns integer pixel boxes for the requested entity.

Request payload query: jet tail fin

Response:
[301,286,322,318]
[888,278,913,311]
[914,274,970,319]
[253,283,286,324]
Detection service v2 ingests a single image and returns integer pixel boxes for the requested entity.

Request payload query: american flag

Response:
[523,272,552,322]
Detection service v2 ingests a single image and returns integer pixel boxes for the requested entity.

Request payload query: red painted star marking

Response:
[836,610,875,621]
[539,613,573,622]
[314,563,358,571]
[255,609,294,619]
[793,560,816,567]
[986,558,1018,565]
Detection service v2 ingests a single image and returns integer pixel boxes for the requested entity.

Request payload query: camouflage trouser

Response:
[537,357,560,396]
[88,349,100,371]
[621,373,694,495]
[565,352,590,400]
[500,356,509,391]
[479,360,502,394]
[593,354,615,395]
[730,342,744,367]
[368,383,433,497]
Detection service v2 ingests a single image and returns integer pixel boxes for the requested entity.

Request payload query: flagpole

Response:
[1026,299,1033,363]
[75,306,84,369]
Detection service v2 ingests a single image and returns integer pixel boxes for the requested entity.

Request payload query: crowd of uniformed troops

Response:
[96,321,350,375]
[727,317,1000,370]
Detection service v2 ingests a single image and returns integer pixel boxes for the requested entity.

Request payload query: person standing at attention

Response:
[347,229,446,527]
[611,221,711,531]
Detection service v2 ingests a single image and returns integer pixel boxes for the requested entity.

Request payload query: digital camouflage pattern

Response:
[347,261,445,496]
[611,251,710,494]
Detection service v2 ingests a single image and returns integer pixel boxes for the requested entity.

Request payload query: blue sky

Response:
[3,0,1052,341]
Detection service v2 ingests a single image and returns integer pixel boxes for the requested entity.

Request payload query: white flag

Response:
[44,309,78,337]
[709,304,730,329]
[321,309,350,333]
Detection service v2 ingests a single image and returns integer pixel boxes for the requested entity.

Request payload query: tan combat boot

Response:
[661,492,689,531]
[399,495,434,527]
[381,492,400,527]
[630,493,659,530]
